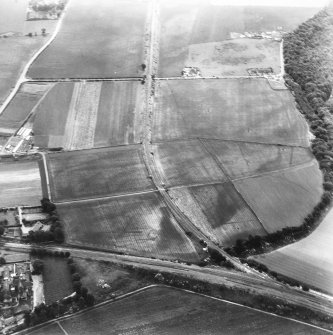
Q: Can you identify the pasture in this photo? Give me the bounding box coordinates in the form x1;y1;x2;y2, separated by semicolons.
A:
169;183;265;246
152;139;227;187
33;81;144;149
187;38;281;77
0;157;43;207
253;209;333;295
42;257;73;305
57;191;199;262
28;286;329;335
153;78;309;146
0;82;53;135
234;161;323;233
28;0;148;79
158;2;319;77
204;140;314;180
47;146;154;202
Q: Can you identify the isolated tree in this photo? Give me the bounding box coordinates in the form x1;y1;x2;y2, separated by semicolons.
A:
0;226;5;236
0;257;5;265
32;259;44;275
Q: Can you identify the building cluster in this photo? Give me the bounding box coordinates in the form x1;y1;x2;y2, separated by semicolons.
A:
27;0;66;21
230;28;285;41
0;262;33;334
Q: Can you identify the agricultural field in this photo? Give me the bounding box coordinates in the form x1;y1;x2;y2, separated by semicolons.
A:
0;0;56;106
204;140;314;180
0;157;44;207
27;286;329;335
159;2;319;77
252;209;333;295
169;182;265;246
153;78;310;146
0;82;53;135
152;139;227;187
187;38;281;77
47;146;154;202
234;161;323;233
43;256;73;305
57;191;199;262
33;81;144;149
27;0;148;79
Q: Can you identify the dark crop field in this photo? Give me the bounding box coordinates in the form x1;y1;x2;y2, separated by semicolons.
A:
153;79;309;146
28;0;148;78
27;286;329;335
169;182;265;246
57;191;199;261
47;146;154;202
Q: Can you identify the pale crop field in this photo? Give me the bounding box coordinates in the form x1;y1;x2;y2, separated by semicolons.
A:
0;158;43;207
28;0;148;78
253;208;333;295
153;79;310;146
28;286;329;335
58;192;199;262
169;182;266;246
47;146;155;202
234;161;323;233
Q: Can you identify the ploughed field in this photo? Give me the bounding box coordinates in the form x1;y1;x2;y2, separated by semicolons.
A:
57;192;199;262
27;0;148;79
27;286;329;335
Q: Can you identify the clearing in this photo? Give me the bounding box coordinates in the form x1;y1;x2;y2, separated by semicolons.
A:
252;208;333;295
234;161;323;233
28;286;329;335
0;157;44;207
187;38;281;77
57;191;199;262
169;182;265;247
47;146;154;202
153;78;310;146
27;0;148;78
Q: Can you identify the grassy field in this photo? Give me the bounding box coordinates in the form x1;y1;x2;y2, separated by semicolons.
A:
153;79;309;146
0;82;53;135
33;81;144;149
57;191;199;261
204;140;314;180
0;0;56;106
42;257;73;305
47;146;154;202
234;161;323;233
187;38;281;76
159;2;319;77
0;157;43;207
253;209;333;295
169;182;265;246
28;0;148;79
152;139;227;187
75;259;150;303
28;286;329;335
